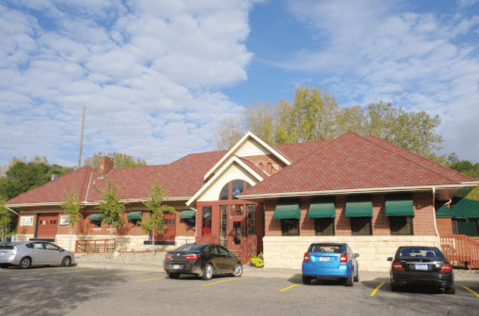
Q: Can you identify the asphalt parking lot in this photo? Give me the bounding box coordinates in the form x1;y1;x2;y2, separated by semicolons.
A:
1;266;479;316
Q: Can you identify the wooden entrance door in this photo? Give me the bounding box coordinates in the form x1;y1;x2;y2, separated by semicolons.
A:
154;213;176;241
36;214;58;238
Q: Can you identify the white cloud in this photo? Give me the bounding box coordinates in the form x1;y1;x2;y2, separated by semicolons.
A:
282;0;479;162
0;0;255;167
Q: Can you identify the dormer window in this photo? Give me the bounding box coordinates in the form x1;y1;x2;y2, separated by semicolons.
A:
219;180;251;200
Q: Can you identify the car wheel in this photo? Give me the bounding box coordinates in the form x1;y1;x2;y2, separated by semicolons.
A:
232;263;243;277
345;275;353;287
445;286;456;295
168;273;180;279
302;275;312;285
0;264;8;269
354;269;359;282
62;256;72;267
202;263;213;280
20;257;32;269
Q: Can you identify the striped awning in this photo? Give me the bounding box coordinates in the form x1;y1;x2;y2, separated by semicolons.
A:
345;201;373;217
385;200;415;217
88;213;101;220
180;209;196;219
273;200;301;219
127;211;142;220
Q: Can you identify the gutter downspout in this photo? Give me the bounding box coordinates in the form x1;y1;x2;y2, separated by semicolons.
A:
190;207;198;243
432;187;441;248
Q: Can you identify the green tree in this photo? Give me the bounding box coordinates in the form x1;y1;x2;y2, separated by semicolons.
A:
1;157;73;200
0;197;12;242
84;152;147;169
214;87;445;164
61;190;84;251
94;177;125;254
140;176;176;254
447;152;460;165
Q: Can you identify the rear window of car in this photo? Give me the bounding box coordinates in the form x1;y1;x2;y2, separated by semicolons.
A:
175;244;206;252
397;247;444;258
0;245;14;250
310;244;343;253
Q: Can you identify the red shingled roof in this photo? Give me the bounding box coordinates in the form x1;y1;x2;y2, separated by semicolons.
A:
8;131;472;206
241;131;471;196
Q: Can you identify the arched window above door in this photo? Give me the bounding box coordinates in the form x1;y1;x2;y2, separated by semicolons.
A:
219;180;252;200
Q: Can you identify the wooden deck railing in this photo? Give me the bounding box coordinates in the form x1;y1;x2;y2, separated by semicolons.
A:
236;234;257;265
440;235;479;270
75;239;116;254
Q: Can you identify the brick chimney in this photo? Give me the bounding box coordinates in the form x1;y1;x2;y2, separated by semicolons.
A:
98;153;114;177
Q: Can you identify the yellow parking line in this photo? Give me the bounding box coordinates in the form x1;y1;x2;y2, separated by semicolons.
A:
280;283;301;292
370;282;386;296
86;272;156;278
137;277;166;283
202;277;251;287
463;286;479;299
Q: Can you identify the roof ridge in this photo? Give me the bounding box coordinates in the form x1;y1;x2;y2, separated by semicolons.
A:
362;135;472;183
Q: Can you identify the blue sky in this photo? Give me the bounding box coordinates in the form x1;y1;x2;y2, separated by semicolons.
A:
1;0;479;169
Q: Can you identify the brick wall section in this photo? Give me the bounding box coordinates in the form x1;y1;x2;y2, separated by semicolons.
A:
242;154;286;176
265;199;281;236
436;218;453;236
300;199;315;236
372;194;390;236
413;191;436;236
335;195;351;236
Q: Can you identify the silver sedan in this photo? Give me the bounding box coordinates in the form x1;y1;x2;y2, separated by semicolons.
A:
0;241;75;269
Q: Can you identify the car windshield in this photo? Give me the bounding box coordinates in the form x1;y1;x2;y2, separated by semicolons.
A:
175;244;206;252
311;244;343;253
397;247;444;258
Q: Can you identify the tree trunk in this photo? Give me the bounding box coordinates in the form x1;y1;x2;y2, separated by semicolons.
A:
152;221;156;255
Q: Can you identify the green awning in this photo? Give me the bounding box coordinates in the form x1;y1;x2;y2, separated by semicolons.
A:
180;209;196;219
88;213;101;220
308;202;336;218
385;200;415;217
273;201;301;219
345;201;373;217
452;199;479;218
436;204;456;218
127;211;142;220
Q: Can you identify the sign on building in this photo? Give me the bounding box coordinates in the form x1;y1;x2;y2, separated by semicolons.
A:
60;215;70;226
20;216;34;226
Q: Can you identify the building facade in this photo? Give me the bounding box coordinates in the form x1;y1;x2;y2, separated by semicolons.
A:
8;131;479;271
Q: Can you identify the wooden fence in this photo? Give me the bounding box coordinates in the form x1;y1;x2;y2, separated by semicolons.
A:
75;239;116;254
440;234;479;270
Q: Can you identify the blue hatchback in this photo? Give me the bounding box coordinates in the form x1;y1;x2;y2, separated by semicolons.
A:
302;243;359;286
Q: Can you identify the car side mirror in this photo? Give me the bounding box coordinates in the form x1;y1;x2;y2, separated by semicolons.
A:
387;257;393;261
354;253;359;258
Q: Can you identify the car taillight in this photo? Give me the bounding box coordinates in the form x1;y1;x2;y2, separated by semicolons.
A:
303;252;310;262
439;263;452;273
392;261;404;271
340;253;347;263
185;254;201;260
165;254;172;260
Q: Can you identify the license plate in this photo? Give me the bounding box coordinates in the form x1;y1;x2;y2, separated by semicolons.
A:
320;257;329;262
173;265;181;269
415;264;428;270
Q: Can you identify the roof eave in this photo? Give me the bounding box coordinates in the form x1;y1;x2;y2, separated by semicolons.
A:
238;183;479;200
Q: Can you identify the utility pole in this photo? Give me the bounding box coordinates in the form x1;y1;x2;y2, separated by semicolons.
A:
78;106;85;169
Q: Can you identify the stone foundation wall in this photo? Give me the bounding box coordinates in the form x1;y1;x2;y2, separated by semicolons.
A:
263;236;441;272
175;236;196;248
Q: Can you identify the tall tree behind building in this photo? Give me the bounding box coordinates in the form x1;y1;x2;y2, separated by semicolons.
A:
214;87;445;164
84;152;147;170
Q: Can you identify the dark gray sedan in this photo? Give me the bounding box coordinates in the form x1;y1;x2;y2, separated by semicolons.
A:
164;243;243;280
0;241;75;269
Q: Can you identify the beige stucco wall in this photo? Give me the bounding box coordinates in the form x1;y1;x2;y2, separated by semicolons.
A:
263;236;441;272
